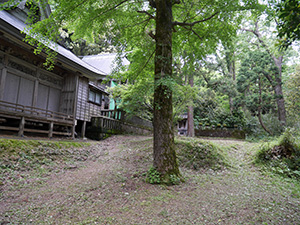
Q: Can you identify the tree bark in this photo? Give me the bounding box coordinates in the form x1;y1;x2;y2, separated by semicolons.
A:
257;110;272;135
187;73;194;137
274;83;286;126
153;0;180;182
258;76;273;135
229;58;236;113
272;56;286;126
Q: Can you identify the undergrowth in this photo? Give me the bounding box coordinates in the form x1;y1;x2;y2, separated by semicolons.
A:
255;129;300;180
175;137;230;171
145;167;161;184
143;137;229;185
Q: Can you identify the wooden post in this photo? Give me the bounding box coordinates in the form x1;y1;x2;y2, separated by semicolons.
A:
48;121;53;138
81;120;86;139
71;120;76;139
71;74;79;140
0;68;7;100
32;79;39;109
101;118;105;128
18;117;25;136
120;110;125;121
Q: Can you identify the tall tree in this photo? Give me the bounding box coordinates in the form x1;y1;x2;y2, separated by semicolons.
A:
2;0;260;183
152;0;180;181
186;72;194;137
237;50;277;134
242;20;287;126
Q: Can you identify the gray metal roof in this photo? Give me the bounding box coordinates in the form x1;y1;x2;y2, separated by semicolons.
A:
0;10;106;80
82;53;130;75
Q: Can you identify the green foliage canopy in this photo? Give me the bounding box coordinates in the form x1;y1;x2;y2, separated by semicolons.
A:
237;50;278;115
285;65;300;120
276;0;300;48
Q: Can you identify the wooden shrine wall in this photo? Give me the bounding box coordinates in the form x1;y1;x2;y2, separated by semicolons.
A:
0;50;63;113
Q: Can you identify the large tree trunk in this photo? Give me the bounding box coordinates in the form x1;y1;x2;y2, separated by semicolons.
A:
153;0;180;183
274;81;286;126
271;56;286;126
258;76;273;135
264;57;286;126
229;59;236;113
187;74;194;137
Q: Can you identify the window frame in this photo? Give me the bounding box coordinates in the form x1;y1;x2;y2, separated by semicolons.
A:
88;88;102;106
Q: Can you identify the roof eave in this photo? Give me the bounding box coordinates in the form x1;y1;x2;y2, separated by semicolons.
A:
0;11;106;80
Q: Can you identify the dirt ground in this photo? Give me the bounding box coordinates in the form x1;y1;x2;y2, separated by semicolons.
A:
0;135;300;224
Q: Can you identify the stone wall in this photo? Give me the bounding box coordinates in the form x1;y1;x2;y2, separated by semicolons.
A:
195;129;246;139
121;122;152;136
122;115;153;130
86;115;153;140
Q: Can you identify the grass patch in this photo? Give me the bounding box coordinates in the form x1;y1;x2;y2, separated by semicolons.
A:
255;129;300;180
1;135;300;224
175;137;230;171
0;139;91;170
0;139;91;186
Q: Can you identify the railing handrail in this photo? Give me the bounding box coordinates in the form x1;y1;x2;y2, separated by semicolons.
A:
99;109;124;121
0;100;73;122
100;109;123;112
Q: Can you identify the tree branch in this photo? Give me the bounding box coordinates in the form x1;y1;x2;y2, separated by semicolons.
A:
137;10;155;20
173;12;219;27
122;18;152;29
241;21;283;78
147;30;156;40
90;0;130;21
133;49;155;80
180;25;202;40
190;28;202;40
241;22;275;63
172;0;181;5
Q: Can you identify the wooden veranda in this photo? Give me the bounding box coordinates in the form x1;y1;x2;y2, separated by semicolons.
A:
0;101;153;139
0;100;74;137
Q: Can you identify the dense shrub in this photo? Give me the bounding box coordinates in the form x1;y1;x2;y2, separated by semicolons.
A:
255;129;300;179
195;108;246;129
244;112;284;139
175;138;229;171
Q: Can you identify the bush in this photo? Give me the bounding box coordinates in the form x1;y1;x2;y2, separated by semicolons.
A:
175;138;229;171
195;108;246;129
255;129;300;179
244;112;284;139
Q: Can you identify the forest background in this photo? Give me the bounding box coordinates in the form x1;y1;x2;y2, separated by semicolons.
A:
52;0;300;140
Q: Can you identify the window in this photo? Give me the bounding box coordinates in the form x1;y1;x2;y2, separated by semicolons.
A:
89;89;102;105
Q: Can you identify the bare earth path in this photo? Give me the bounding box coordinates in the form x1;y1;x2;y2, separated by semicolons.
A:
0;135;300;224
